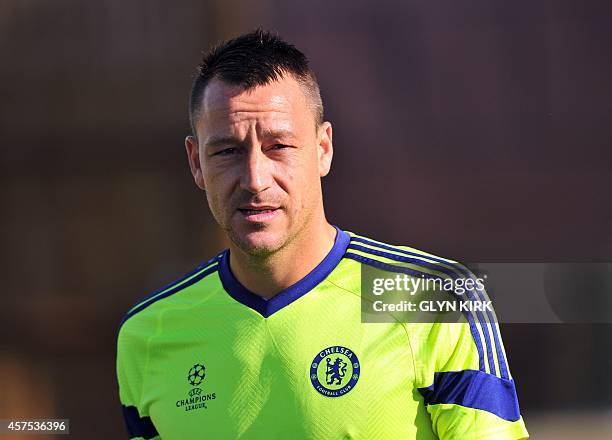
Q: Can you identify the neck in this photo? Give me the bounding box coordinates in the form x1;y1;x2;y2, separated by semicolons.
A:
228;220;337;300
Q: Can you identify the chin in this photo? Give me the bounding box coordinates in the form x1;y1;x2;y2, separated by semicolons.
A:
230;227;287;257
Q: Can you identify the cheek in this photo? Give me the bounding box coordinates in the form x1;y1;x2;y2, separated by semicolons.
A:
203;170;234;213
204;184;222;216
205;165;234;194
283;159;320;208
284;149;319;185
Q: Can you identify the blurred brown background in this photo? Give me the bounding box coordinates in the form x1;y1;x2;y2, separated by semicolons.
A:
1;0;611;438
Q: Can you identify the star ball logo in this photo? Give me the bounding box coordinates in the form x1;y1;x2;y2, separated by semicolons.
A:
188;363;206;386
310;346;360;397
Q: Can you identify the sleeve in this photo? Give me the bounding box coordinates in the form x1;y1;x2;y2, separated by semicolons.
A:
116;319;161;440
411;282;529;439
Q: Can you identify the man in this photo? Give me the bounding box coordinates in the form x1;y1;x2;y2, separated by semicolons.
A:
116;29;529;439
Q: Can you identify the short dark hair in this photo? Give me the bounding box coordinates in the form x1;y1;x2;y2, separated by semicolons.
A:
189;28;323;136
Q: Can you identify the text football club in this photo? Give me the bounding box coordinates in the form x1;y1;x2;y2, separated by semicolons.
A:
310;346;360;397
175;363;217;412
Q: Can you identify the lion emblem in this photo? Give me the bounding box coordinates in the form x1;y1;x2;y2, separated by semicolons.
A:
325;357;347;385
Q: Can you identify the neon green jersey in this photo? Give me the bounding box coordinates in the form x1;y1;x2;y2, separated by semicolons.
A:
116;227;528;439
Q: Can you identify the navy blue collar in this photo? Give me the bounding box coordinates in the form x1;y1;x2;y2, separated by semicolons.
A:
219;226;350;318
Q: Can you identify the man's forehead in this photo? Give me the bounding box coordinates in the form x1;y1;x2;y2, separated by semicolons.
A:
201;76;308;118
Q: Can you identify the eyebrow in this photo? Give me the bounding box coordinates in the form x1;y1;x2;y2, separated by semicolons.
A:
204;129;297;149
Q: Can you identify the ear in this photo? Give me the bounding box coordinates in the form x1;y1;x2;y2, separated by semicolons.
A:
317;121;333;177
185;135;206;190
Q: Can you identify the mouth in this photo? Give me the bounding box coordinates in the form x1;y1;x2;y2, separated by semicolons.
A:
237;206;281;222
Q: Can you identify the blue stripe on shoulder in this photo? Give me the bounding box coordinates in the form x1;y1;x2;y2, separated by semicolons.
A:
119;262;219;329
343;252;486;373
349;243;459;277
417;369;521;422
350;236;458;267
122;405;159;439
127;256;220;313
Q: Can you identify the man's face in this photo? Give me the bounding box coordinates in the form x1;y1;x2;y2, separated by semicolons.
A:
186;75;333;256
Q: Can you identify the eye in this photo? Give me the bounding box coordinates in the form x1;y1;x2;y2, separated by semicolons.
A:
272;144;290;150
213;147;237;156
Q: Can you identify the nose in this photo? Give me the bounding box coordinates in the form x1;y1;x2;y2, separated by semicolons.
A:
239;147;272;194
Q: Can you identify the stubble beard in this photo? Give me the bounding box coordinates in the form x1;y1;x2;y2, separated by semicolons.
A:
225;223;288;259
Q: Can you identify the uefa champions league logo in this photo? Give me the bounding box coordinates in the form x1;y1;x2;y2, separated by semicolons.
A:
310;346;360;397
176;362;217;412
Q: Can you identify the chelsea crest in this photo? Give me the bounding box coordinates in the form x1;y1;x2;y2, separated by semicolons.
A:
310;345;360;397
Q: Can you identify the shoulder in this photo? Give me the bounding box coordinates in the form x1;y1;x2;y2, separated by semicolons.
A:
342;230;470;278
329;229;475;300
117;253;223;336
342;231;509;379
